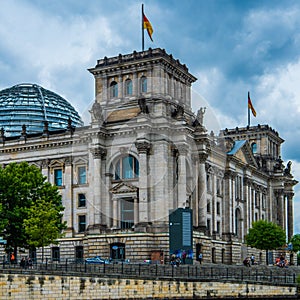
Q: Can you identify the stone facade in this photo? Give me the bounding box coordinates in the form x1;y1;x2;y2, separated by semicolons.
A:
0;48;297;264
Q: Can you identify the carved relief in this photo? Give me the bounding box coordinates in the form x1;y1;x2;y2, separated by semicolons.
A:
91;147;107;159
135;141;151;154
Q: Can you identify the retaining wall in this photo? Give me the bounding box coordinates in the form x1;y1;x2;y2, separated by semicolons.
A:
0;273;297;299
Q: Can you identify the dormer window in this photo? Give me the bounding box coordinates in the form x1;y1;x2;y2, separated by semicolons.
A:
110;81;118;98
125;79;132;96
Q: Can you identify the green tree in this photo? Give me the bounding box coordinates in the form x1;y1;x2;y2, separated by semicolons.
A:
0;162;65;258
289;234;300;253
24;198;66;262
245;220;286;264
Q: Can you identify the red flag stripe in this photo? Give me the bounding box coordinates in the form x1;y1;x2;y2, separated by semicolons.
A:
248;92;257;117
143;13;153;42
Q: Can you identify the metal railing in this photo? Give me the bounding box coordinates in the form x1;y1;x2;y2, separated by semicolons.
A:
1;260;298;286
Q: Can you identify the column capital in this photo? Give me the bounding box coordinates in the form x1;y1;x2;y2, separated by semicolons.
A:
91;146;107;159
64;156;72;166
135;140;151;154
243;176;252;186
177;143;189;156
285;192;295;199
224;170;237;179
198;152;208;163
41;159;49;168
274;189;285;197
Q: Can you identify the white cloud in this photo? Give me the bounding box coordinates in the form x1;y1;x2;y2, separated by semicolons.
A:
255;58;300;137
291;160;300;234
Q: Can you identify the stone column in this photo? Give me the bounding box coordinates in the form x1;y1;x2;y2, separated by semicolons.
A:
41;159;49;178
133;196;139;225
223;170;234;237
112;195;118;228
192;154;199;224
63;157;73;237
275;190;284;229
102;76;108;104
104;172;113;227
133;71;138;96
198;153;208;232
286;192;294;240
118;74;123;98
211;170;217;235
135;140;151;224
90;146;107;228
243;177;252;232
177;144;188;208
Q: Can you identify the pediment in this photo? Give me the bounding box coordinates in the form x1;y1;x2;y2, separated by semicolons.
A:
227;140;257;167
110;182;138;194
49;159;64;168
235;149;248;164
73;156;88;165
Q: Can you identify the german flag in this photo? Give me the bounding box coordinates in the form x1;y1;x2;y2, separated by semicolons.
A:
143;12;153;41
248;92;256;117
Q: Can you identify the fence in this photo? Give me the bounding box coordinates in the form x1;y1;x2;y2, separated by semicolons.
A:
0;259;298;286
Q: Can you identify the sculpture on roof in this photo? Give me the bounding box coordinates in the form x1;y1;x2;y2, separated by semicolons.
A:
197;107;206;126
90;100;103;123
284;161;292;177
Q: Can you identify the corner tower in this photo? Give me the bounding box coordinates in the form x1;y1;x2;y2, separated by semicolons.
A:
88;48;197;124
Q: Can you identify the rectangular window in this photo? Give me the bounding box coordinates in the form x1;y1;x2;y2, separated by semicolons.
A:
217;179;221;195
207;219;211;234
75;246;84;263
121;199;134;229
52;247;60;262
54;169;63;186
78;215;86;233
217;202;220;215
207;201;211;213
207;175;211;192
217;221;220;233
78;193;86;207
78;166;86;184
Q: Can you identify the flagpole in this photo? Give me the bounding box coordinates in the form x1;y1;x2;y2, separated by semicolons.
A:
247;91;251;127
142;4;145;51
248;107;250;127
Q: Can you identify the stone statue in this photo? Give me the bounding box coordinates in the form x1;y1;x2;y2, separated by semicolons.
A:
284;161;292;176
138;98;149;114
90;101;103;122
196;107;206;126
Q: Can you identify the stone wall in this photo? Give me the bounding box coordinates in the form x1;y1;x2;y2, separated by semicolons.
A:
0;273;297;299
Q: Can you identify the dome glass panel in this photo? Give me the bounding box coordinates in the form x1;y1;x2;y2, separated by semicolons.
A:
0;83;83;136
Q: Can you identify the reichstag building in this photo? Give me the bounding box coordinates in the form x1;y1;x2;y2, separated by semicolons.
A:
0;48;297;264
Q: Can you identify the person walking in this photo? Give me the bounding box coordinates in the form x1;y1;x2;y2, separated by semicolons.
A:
182;251;187;264
198;252;203;264
10;253;15;264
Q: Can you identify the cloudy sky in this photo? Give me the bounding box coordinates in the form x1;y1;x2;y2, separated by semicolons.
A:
1;0;299;233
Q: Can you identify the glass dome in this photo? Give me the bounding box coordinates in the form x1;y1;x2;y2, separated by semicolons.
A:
0;83;83;136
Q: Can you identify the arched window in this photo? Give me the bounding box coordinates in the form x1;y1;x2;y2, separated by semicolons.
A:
140;76;147;93
125;79;132;95
235;208;242;238
114;155;139;180
251;142;257;154
110;81;118;98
